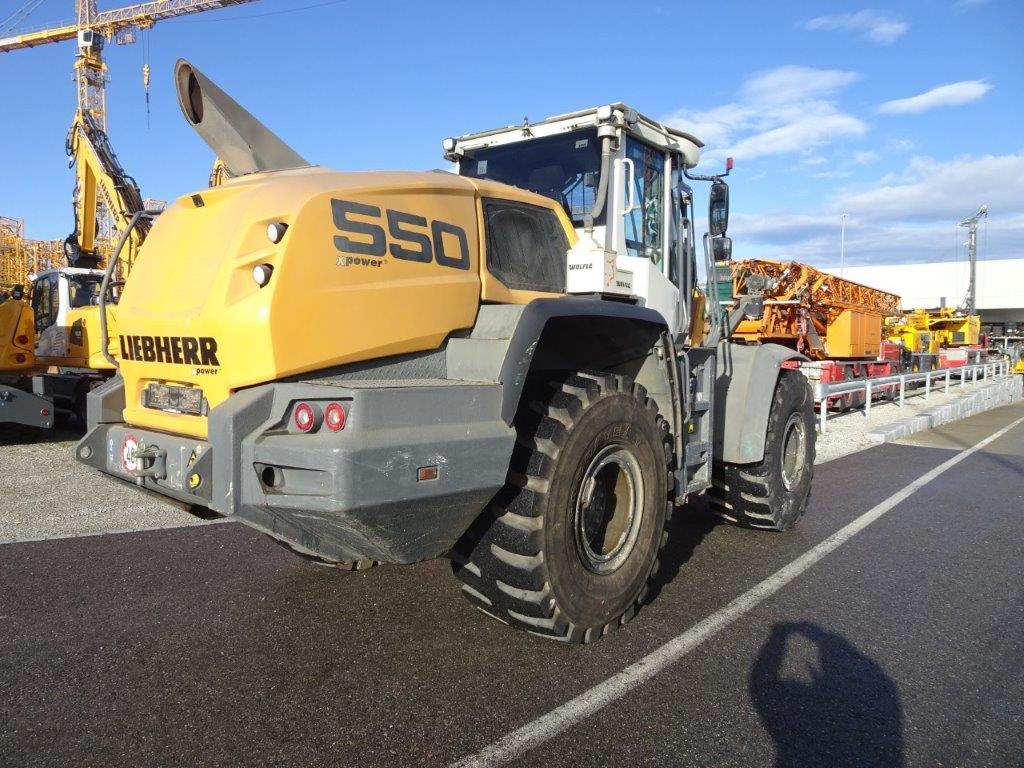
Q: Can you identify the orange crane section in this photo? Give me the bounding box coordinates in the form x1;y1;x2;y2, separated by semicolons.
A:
730;259;902;360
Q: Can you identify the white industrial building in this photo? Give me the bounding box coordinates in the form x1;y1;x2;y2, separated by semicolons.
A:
825;258;1024;331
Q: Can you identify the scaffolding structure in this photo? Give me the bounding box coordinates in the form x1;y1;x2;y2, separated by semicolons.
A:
1;216;62;288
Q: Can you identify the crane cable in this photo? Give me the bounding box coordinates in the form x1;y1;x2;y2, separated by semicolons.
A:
141;27;152;129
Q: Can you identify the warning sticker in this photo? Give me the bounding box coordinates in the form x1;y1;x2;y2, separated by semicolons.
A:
120;435;141;474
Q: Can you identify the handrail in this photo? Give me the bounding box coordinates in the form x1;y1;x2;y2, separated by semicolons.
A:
814;359;1012;433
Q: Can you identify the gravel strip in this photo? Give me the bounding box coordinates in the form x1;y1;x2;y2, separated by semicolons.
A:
0;425;220;543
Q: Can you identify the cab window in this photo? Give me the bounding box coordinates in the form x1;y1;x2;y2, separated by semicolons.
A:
623;138;665;267
460;130;603;228
483;199;569;293
32;275;59;332
69;274;102;308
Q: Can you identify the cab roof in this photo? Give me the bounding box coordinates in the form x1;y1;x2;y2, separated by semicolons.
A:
446;103;704;169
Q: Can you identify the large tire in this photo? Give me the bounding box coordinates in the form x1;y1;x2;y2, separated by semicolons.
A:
709;371;815;531
452;372;673;643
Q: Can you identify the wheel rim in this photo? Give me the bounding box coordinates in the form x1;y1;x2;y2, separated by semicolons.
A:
781;413;807;491
574;445;644;574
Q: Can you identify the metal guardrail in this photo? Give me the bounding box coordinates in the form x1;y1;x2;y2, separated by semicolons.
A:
814;360;1012;433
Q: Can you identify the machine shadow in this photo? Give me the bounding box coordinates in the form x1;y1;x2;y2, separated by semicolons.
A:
645;495;720;603
0;421;84;447
750;621;904;768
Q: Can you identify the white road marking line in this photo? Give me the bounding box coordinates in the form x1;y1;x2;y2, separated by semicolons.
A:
0;517;235;545
450;414;1024;768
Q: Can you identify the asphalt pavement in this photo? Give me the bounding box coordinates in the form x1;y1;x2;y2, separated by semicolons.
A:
2;402;1023;768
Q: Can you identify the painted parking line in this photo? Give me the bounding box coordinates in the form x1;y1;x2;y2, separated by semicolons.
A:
449;415;1024;768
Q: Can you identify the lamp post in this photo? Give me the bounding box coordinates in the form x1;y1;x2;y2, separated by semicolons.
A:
840;213;848;278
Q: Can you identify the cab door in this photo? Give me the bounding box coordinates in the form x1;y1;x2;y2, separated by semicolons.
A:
610;136;680;333
32;272;66;360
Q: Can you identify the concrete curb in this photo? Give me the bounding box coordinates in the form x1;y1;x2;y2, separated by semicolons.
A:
867;375;1024;444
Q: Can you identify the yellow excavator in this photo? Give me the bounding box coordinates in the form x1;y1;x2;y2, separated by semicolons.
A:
0;104;153;428
0;0;255;428
75;61;816;643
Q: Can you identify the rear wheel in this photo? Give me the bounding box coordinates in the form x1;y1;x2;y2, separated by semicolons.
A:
452;372;673;643
710;371;815;531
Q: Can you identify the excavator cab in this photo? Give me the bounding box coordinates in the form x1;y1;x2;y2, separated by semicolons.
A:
28;268;113;369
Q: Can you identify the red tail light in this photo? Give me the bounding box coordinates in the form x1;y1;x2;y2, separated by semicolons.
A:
324;402;346;431
16;335;29;345
293;402;317;433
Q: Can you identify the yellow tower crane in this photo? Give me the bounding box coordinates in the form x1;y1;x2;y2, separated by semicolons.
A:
0;0;257;272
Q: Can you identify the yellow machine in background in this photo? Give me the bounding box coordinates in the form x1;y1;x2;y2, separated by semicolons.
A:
885;308;981;354
0;2;257;427
885;309;934;356
0;290;36;372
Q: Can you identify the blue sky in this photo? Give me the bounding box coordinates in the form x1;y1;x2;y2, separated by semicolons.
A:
2;0;1021;267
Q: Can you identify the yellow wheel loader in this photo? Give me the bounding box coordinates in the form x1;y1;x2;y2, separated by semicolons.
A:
75;61;815;642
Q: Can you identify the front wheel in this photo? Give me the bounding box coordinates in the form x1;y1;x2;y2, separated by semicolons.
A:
710;371;815;531
452;372;673;643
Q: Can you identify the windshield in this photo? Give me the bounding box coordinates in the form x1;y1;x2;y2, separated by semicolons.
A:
68;274;105;308
459;129;603;227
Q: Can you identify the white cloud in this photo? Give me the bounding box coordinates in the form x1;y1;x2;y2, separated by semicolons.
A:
661;66;865;163
833;152;1024;221
741;66;859;104
853;150;879;165
885;138;915;152
813;170;853;180
725;112;865;160
730;151;1024;265
804;10;909;45
877;80;992;114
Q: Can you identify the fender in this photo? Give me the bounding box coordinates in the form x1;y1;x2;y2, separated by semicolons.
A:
498;297;668;424
714;341;808;465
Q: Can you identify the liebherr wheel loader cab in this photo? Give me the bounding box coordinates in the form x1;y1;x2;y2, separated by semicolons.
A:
76;62;814;643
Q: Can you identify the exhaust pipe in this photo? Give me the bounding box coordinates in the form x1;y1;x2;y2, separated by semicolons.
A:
175;59;309;178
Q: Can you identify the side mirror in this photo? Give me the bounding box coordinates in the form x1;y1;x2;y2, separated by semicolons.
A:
711;236;732;262
709;180;729;237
